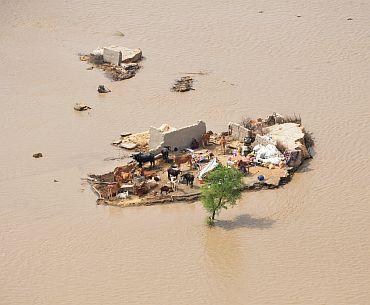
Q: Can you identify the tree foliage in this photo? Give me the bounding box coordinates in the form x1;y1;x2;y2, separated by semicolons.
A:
201;165;244;224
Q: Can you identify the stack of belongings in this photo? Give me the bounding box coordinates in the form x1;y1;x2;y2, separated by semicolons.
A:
253;144;284;166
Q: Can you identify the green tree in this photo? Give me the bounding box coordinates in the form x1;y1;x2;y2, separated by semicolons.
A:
201;165;244;225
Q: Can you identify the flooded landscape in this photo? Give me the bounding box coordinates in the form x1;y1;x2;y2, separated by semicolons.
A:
1;0;370;304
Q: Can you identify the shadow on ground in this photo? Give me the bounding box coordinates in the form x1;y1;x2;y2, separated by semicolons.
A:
296;158;314;173
216;214;275;230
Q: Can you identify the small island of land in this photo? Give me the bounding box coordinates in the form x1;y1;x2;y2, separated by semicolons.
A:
87;113;314;208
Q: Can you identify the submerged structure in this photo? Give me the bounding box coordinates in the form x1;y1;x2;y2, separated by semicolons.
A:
80;45;142;81
87;113;313;208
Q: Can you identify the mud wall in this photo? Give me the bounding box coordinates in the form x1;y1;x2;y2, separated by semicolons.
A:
103;47;122;65
228;122;250;141
149;121;206;151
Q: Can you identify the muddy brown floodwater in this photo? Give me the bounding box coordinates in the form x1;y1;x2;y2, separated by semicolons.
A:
1;0;370;304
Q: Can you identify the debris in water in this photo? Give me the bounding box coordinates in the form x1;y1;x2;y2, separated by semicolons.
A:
180;71;208;75
172;76;194;92
113;31;125;37
98;85;111;93
79;46;142;81
105;64;138;81
74;102;91;111
120;142;138;150
112;139;122;146
121;132;132;137
33;153;43;158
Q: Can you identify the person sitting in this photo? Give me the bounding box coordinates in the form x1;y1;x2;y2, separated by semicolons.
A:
237;160;249;174
190;138;199;150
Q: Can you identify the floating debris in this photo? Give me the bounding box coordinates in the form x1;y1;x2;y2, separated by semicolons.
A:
74;102;91;111
172;76;194;92
104;63;138;81
180;71;208;75
98;85;111;93
33;153;43;158
113;31;125;37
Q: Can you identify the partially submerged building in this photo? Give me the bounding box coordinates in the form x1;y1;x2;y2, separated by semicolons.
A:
80;45;142;81
102;46;142;66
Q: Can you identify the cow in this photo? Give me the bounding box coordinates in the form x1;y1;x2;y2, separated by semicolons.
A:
167;167;181;180
117;172;133;183
170;176;179;192
133;182;150;197
181;173;195;188
201;131;213;148
174;154;192;169
140;168;157;180
131;152;155;168
161;146;171;163
113;162;136;182
106;182;120;199
246;118;263;134
160;185;173;195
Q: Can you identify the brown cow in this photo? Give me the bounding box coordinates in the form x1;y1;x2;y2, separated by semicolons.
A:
106;183;120;199
139;168;157;180
201;131;213;148
119;172;133;183
174;154;192;169
133;182;150;197
113;162;136;182
248;118;263;134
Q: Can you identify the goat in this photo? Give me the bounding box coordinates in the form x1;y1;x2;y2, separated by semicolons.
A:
160;185;173;195
167;167;181;180
170;176;179;192
181;173;195;188
174;154;192;169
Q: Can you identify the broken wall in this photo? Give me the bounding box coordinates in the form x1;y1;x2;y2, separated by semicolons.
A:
103;47;122;65
228;122;251;141
149;121;206;151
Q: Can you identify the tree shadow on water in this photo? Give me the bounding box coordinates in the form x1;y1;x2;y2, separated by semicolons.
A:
215;214;275;231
